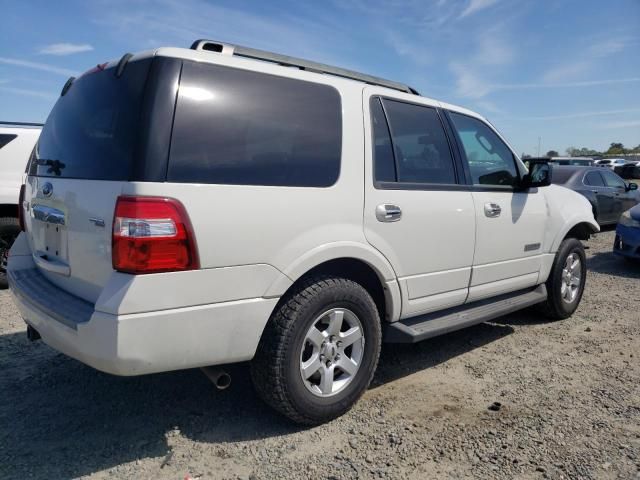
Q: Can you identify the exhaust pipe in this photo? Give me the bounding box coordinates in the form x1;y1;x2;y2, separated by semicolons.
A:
201;366;231;390
27;325;41;342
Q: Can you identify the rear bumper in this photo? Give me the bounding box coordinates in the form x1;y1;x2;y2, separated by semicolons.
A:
8;257;278;376
614;225;640;259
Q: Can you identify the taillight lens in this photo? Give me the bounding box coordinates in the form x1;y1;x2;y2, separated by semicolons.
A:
112;196;199;274
18;184;26;231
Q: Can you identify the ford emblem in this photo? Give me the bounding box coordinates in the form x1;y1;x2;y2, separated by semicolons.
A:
41;182;53;198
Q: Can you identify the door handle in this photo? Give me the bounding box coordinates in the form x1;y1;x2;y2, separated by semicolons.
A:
376;204;402;222
484;203;502;218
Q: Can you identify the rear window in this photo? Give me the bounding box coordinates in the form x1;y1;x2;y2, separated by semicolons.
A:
168;61;342;187
30;59;152;180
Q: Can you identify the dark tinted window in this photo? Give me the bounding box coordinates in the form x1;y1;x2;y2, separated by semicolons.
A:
550;167;577;184
0;134;17;149
31;59;152;179
602;170;626;188
584;171;605;187
449;112;518;187
168;61;342;187
381;99;456;184
370;98;396;182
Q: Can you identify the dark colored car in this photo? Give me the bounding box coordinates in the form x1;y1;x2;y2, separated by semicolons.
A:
614;204;640;261
551;166;639;225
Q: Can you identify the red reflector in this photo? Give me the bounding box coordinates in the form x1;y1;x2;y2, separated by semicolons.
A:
18;184;26;232
112;196;199;274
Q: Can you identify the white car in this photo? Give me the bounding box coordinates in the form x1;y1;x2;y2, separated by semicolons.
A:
0;122;41;288
595;158;628;170
8;40;598;424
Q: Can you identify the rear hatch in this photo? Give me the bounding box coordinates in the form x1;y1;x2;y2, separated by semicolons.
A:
25;56;156;303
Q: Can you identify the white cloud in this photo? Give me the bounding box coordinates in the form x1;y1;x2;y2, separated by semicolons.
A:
460;0;499;18
602;119;640;129
477;33;514;65
0;57;76;77
588;38;628;57
39;43;94;56
542;61;590;83
517;109;640;121
449;62;492;98
0;86;57;100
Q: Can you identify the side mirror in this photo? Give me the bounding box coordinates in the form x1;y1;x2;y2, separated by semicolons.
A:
627;182;638;191
521;160;552;189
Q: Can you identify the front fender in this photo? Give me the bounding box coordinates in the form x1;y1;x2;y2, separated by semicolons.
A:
543;185;600;252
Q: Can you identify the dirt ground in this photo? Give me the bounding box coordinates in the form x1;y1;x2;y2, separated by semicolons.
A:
1;230;639;480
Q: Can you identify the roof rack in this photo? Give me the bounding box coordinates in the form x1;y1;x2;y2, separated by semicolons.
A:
190;39;420;95
0;121;43;127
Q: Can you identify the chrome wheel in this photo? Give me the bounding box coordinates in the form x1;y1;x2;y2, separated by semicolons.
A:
299;308;365;397
560;252;582;303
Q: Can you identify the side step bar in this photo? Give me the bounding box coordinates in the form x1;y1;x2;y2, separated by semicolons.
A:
384;285;547;343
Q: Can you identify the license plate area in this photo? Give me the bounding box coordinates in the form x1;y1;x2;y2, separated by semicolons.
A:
30;204;69;264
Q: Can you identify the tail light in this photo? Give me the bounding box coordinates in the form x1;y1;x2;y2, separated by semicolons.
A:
112;196;199;274
18;184;26;231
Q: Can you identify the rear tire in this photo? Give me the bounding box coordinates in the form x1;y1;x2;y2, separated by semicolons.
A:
251;275;381;425
0;217;20;289
538;238;587;320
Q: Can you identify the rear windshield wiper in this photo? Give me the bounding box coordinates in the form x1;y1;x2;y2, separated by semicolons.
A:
34;158;66;176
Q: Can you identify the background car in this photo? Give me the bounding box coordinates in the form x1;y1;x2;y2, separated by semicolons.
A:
551;165;639;226
549;156;593;166
614;204;640;262
595;158;628;170
0;122;41;288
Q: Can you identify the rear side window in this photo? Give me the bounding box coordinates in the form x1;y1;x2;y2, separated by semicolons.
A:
30;59;152;180
584;171;605;187
373;98;456;185
370;98;396;182
449;112;518;188
0;134;17;149
168;61;342;187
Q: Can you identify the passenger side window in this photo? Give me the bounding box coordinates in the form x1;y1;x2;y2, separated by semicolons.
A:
449;112;519;188
378;99;456;185
370;98;396;182
584;171;605;187
602;170;626;189
0;134;17;149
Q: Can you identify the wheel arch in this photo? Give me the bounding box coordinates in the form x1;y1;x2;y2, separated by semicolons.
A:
552;219;599;251
264;242;402;323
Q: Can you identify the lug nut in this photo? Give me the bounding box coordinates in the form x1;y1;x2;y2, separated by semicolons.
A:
320;354;325;361
337;341;343;347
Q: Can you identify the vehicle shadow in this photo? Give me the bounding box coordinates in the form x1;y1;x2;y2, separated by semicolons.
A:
0;320;514;479
588;250;640;279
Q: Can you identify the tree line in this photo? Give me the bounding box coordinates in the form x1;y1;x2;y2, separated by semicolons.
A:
522;142;640;159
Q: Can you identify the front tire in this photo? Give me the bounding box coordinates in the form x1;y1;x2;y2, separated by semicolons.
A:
539;238;587;320
251;275;381;425
0;217;20;289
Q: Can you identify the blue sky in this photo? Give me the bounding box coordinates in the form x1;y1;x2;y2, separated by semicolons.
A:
1;0;638;155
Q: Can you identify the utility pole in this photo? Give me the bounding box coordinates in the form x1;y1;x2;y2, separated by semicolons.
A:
537;136;541;157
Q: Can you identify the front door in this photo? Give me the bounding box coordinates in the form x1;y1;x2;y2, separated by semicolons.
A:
363;90;475;319
446;111;547;302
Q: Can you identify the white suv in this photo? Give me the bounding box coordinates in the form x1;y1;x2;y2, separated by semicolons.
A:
0;122;41;288
8;40;598;424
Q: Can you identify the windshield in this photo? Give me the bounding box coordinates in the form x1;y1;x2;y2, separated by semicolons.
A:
30;58;152;180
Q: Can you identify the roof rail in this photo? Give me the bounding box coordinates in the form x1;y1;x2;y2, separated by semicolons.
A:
0;121;43;127
190;39;420;95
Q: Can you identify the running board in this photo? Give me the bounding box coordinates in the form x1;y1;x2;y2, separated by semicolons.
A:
384;285;547;343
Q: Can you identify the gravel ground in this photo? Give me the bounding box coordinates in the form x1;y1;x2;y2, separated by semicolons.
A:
1;230;639;480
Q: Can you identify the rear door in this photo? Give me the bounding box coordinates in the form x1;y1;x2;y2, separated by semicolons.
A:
601;170;637;220
446;111;547;302
363;90;475;318
583;170;613;223
24;57;164;303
